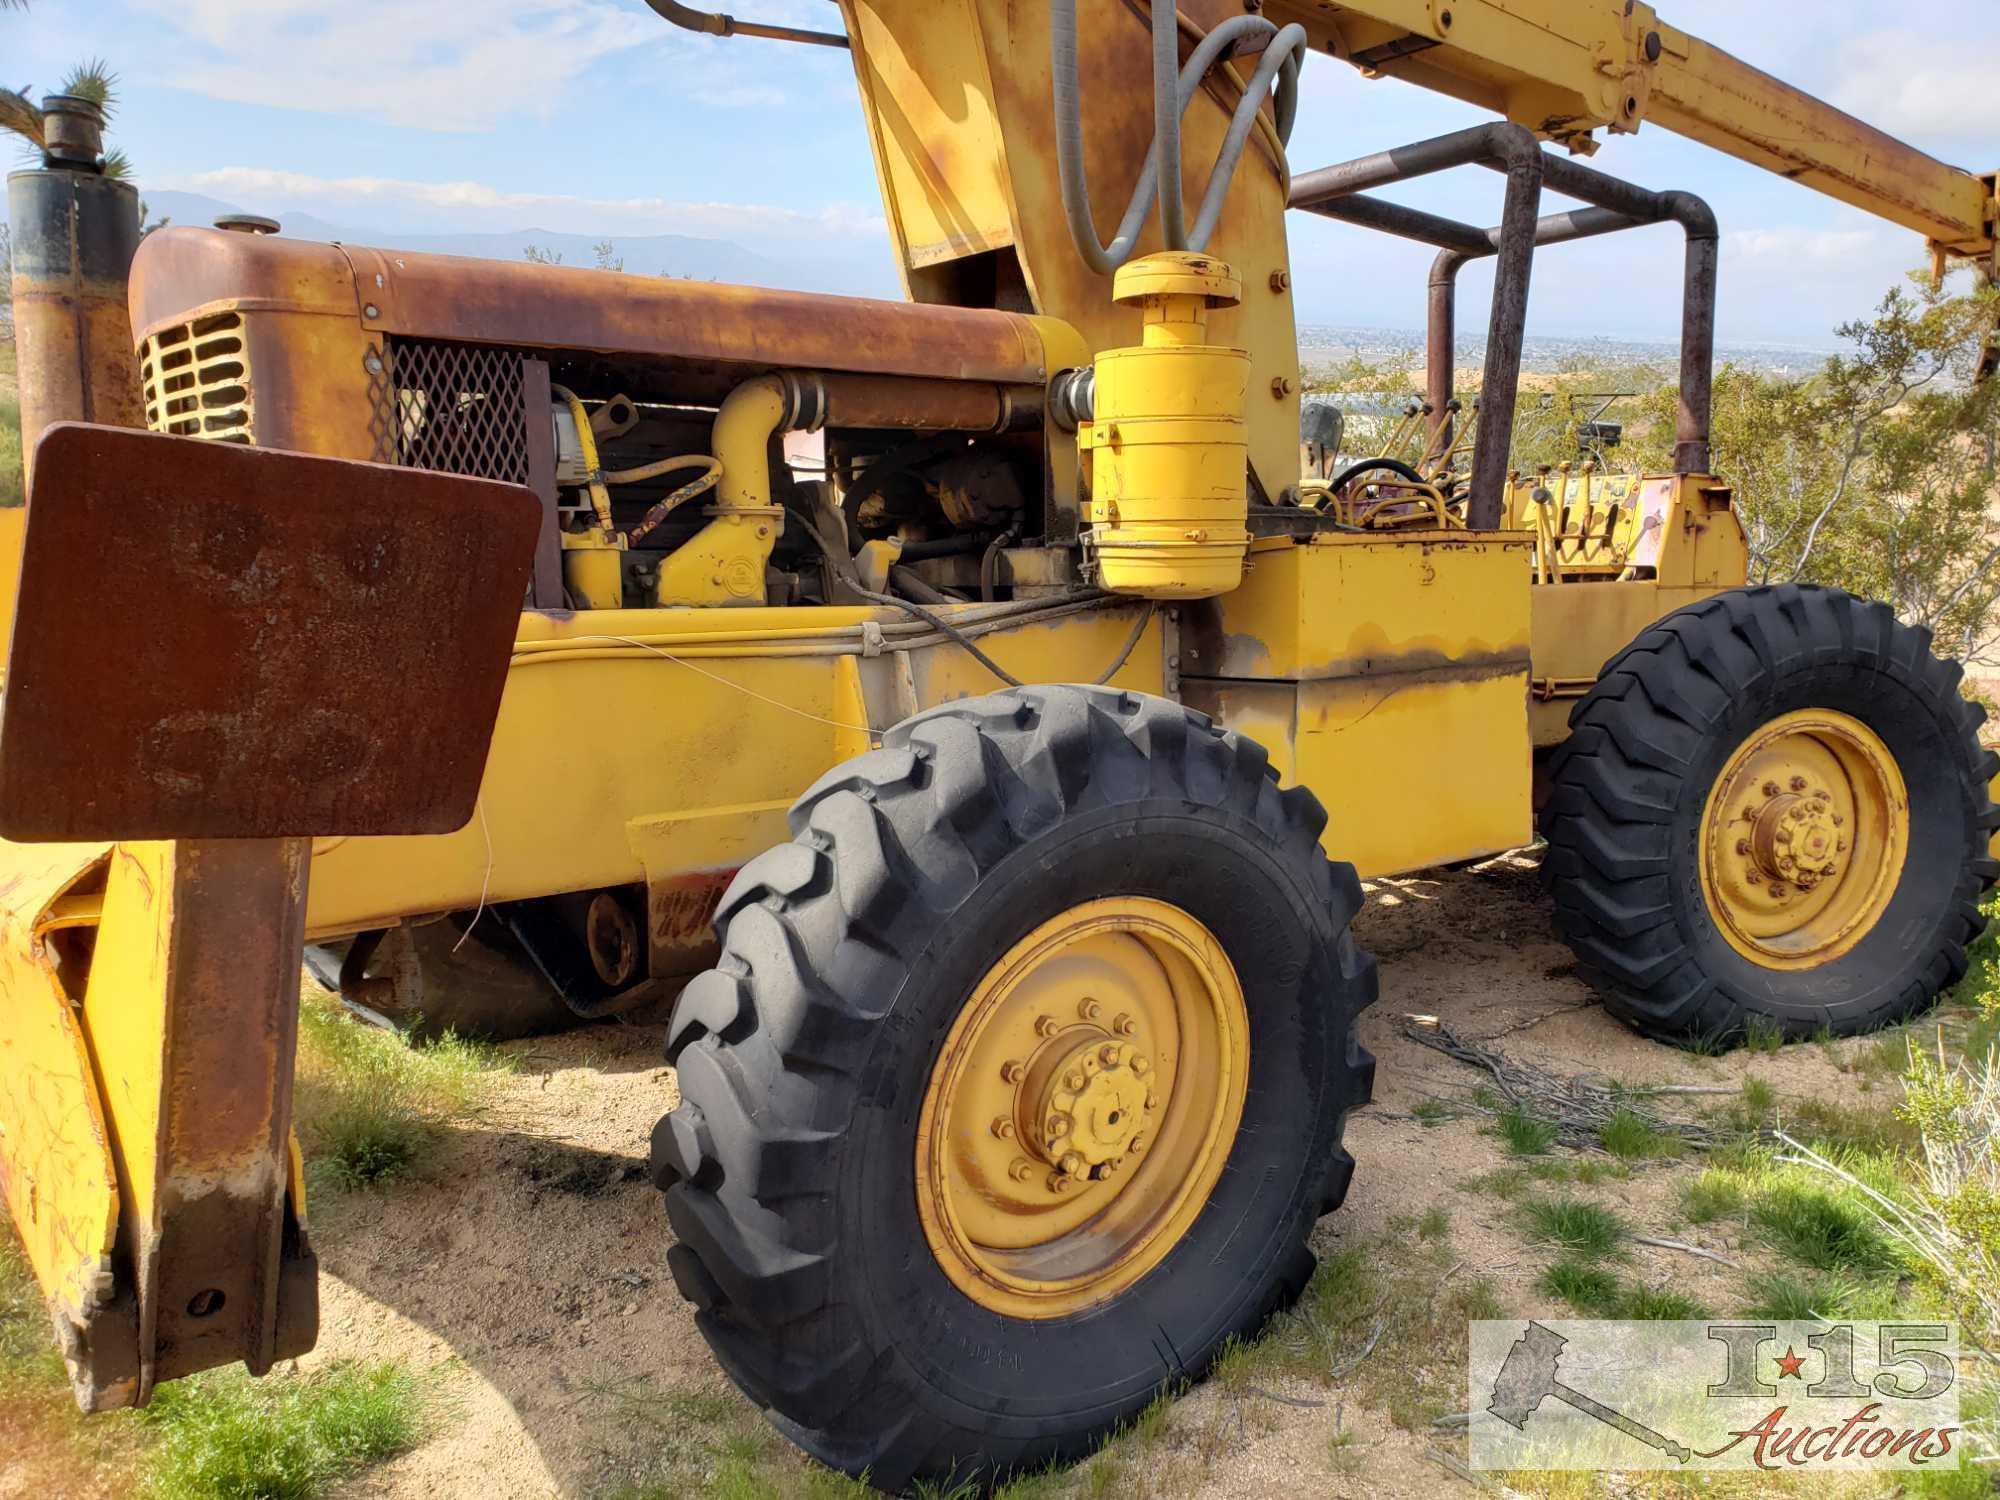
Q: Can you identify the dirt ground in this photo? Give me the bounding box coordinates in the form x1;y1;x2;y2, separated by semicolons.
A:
250;846;1907;1500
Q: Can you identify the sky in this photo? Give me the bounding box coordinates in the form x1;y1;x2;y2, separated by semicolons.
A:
8;0;2000;345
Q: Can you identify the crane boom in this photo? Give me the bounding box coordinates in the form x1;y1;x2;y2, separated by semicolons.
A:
1261;0;1995;258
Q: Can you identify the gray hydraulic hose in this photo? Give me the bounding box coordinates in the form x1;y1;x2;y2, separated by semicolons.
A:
1051;4;1301;273
1186;23;1307;252
1152;0;1187;253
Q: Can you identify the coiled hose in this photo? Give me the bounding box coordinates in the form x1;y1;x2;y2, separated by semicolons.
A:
1050;3;1308;273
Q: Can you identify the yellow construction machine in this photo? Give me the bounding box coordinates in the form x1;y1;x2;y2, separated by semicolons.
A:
2;0;1996;1487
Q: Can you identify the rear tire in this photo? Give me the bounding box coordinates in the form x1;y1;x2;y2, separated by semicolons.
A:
1541;584;1999;1043
652;685;1376;1489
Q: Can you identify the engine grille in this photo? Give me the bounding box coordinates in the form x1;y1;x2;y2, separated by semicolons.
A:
138;313;253;441
382;339;531;484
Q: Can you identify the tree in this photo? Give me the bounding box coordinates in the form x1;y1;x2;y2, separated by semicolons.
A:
2;12;130;181
1691;276;2000;659
523;241;625;272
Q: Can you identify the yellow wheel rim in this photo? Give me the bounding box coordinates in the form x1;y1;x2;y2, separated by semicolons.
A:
1699;709;1909;970
914;897;1249;1320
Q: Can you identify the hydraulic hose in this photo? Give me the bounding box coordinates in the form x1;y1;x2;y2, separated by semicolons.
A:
1186;23;1308;252
1152;0;1186;254
1051;3;1307;273
551;383;615;534
621;456;723;544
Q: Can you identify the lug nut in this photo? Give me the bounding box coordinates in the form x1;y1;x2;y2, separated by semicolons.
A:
1131;1056;1151;1076
1060;1151;1086;1178
1831;813;1845;826
1100;1043;1123;1067
1009;1158;1033;1182
1049;1173;1073;1194
1078;998;1101;1021
1814;788;1832;802
991;1117;1015;1140
1762;781;1780;798
1736;839;1752;856
1113;1013;1137;1036
1000;1061;1025;1084
1790;776;1808;792
1064;1071;1085;1092
1144;1092;1158;1110
1049;1116;1069;1137
1130;1133;1148;1153
1035;1015;1061;1038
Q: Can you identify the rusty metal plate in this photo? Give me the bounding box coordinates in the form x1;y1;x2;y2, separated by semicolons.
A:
0;423;541;840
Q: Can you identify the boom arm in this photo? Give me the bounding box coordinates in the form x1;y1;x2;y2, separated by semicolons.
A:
1259;0;1995;261
660;0;1996;261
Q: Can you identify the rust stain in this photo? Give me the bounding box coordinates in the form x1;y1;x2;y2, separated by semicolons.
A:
128;226;1051;389
0;424;541;840
648;869;737;978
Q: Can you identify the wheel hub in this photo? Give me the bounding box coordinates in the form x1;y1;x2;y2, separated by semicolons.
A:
913;897;1249;1319
1742;787;1844;898
1020;1032;1154;1182
1699;709;1907;969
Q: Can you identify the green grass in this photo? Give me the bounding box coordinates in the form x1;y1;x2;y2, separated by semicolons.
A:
1679;1027;1733;1057
138;1362;423;1500
1541;1255;1711;1319
1749;1181;1899;1276
0;340;19;509
1410;1099;1454;1128
1786;1096;1918;1156
1735;1269;1898;1322
1742;1014;1786;1053
294;982;509;1192
0;1215;55;1391
1217;1234;1499;1436
1523;1197;1627;1259
1494;1103;1559;1156
1619;1284;1711;1320
1540;1259;1622;1314
1679;1168;1749;1225
1597;1107;1681;1161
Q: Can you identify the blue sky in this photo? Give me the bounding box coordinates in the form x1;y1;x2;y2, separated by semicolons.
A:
11;0;1999;343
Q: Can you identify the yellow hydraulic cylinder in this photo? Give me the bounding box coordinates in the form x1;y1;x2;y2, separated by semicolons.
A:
1086;253;1251;600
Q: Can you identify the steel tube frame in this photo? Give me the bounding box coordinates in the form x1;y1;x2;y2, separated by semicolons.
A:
1290;125;1720;523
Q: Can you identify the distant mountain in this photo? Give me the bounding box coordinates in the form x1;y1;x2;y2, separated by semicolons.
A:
140;190;896;297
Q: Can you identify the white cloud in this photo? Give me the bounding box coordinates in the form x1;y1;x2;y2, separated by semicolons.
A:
163;164;886;240
1723;227;1901;267
128;0;667;131
1826;30;2000;143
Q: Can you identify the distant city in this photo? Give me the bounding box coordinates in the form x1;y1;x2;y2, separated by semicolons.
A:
1297;325;1839;377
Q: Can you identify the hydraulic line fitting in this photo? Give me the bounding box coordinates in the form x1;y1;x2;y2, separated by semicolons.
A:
1084;251;1250;599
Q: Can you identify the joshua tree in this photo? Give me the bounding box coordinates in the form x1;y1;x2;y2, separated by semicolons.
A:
2;3;128;177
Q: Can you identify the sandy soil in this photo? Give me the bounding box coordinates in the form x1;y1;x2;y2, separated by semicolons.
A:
223;845;1907;1500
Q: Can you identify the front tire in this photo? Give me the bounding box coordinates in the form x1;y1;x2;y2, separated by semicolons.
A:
652;685;1376;1489
1541;584;1999;1043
